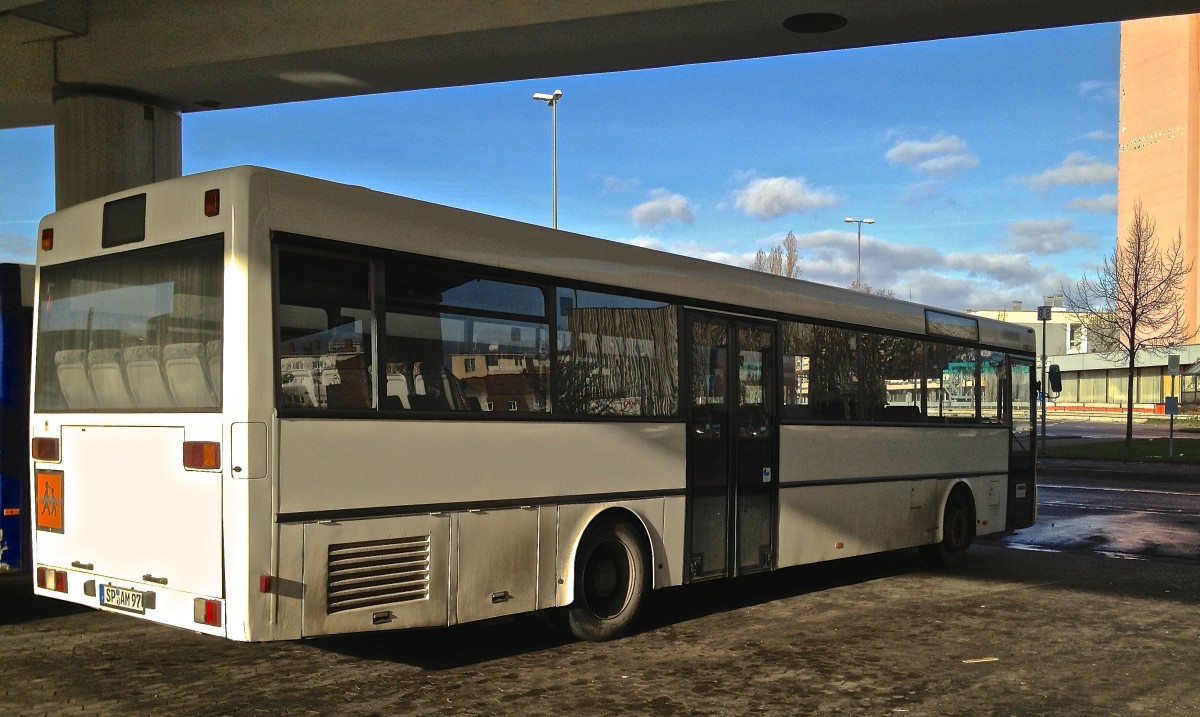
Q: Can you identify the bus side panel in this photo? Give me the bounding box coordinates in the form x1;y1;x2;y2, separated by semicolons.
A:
301;514;450;637
276;421;686;515
775;425;1009;567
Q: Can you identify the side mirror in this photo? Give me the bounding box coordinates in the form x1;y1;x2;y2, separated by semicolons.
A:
1048;364;1062;394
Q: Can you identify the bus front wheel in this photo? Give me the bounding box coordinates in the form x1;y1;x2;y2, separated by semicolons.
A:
564;518;649;642
919;488;975;568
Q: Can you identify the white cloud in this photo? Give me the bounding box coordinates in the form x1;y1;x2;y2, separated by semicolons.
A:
1077;80;1118;101
886;134;968;164
1082;129;1116;141
612;227;1077;314
629;189;695;229
915;153;980;177
730;176;838;220
1026;152;1117;189
885;132;978;179
601;175;640;194
945;252;1047;285
1005;219;1099;255
1067;194;1117;214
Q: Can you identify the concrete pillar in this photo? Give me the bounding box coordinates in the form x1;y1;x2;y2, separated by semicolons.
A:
53;90;182;209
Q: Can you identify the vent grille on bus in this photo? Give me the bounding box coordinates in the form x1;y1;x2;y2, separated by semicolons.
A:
326;535;431;614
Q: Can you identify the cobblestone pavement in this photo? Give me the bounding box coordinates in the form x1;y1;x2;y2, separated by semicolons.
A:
2;545;1198;716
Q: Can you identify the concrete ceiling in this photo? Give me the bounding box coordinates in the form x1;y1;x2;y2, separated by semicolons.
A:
4;0;1200;130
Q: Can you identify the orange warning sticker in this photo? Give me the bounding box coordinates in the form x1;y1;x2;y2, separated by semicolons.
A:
35;470;63;533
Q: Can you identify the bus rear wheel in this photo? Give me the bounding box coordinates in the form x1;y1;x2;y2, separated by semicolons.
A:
919;488;975;568
564;518;649;642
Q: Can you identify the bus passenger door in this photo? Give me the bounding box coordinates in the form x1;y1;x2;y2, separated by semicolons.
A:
686;314;778;581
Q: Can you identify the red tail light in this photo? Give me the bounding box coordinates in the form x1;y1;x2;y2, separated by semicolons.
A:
41;228;53;251
194;598;222;627
183;441;220;470
37;566;67;593
32;437;61;462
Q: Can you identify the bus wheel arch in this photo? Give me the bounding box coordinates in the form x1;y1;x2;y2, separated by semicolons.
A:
919;482;976;568
560;508;651;642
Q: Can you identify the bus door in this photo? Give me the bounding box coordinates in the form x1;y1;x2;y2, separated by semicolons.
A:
1007;357;1036;529
685;313;777;581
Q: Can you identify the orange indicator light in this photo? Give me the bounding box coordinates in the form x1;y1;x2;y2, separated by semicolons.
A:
204;189;220;217
31;436;60;462
40;228;53;251
183;441;221;470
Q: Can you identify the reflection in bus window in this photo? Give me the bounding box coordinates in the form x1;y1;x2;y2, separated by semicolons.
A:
981;350;1006;423
275;249;373;410
385;263;549;413
556;288;678;417
926;343;979;422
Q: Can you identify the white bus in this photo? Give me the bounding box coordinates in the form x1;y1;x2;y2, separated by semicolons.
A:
30;167;1037;642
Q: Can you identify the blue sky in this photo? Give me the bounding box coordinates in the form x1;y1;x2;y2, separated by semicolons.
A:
0;22;1120;312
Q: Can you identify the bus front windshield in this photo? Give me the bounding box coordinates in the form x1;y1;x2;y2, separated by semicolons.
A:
34;236;224;412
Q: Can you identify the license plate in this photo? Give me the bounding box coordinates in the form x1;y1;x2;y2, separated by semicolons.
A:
100;584;146;614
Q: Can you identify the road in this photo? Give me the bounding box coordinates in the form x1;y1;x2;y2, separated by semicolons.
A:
985;468;1200;562
1044;418;1194;441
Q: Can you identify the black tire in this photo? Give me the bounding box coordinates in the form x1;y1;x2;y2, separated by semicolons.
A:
919;488;975;568
564;518;649;642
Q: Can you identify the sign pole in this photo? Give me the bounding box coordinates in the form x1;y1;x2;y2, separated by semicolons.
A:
1168;354;1180;459
1037;306;1051;457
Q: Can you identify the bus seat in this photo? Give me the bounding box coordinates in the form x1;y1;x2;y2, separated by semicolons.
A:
87;348;135;409
55;349;98;409
385;365;412;409
323;353;370;409
206;339;222;398
123;346;176;408
411;365;454;411
165;343;217;408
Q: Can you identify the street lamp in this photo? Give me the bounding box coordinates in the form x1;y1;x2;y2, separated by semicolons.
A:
843;217;875;286
532;89;563;229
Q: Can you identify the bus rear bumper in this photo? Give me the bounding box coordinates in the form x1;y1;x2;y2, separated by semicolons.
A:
32;564;228;639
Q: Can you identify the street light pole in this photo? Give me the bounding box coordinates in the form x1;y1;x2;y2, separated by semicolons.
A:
532;89;563;229
844;217;875;286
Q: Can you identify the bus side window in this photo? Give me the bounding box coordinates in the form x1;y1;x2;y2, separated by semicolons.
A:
275;249;374;411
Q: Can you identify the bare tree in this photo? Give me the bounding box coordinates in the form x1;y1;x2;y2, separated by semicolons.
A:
1062;200;1194;445
751;230;801;278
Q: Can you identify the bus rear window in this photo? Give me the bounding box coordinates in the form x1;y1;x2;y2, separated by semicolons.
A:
34;236;224;412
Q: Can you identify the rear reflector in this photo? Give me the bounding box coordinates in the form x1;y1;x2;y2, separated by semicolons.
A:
259;574;272;593
194;598;222;627
31;437;61;462
37;566;67;593
204;189;220;217
183;441;220;470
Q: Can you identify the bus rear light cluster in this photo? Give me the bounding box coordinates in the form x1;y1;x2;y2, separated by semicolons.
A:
183;441;221;470
204;189;220;217
37;567;67;593
31;437;61;462
194;598;222;627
